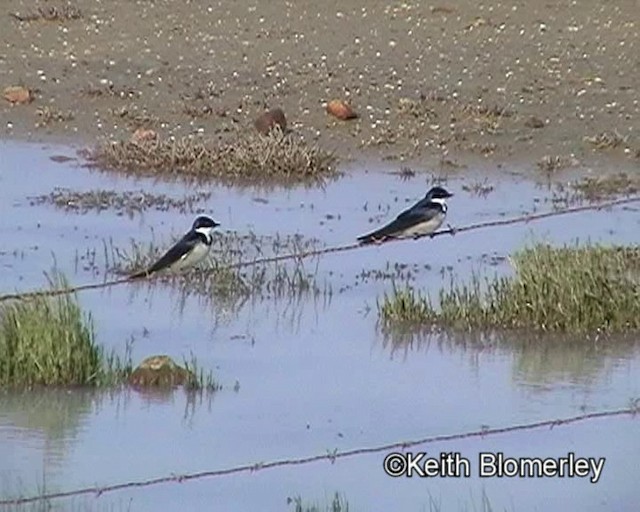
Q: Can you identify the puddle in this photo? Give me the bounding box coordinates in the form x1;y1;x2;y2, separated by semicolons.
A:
0;140;639;510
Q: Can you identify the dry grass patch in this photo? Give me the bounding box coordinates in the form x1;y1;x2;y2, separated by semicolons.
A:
30;188;211;216
84;131;338;185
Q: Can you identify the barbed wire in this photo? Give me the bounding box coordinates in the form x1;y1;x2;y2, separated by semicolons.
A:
0;196;638;304
1;405;637;506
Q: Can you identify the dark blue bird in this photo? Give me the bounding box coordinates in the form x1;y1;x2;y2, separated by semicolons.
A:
358;186;453;244
130;216;220;279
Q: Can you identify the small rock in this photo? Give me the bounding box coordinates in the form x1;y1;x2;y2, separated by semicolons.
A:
254;107;287;134
131;127;158;143
525;116;545;129
326;99;358;120
3;85;34;104
128;355;193;388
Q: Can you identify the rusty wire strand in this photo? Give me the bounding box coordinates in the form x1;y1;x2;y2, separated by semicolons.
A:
0;196;638;304
1;406;637;506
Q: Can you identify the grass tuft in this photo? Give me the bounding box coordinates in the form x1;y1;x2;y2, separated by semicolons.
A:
84;131;338;185
536;154;577;173
570;172;639;201
183;354;220;392
287;492;349;512
379;244;640;333
0;274;131;387
10;5;82;22
378;285;436;326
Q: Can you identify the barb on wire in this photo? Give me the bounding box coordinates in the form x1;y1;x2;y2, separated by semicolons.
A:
1;406;637;506
0;196;638;304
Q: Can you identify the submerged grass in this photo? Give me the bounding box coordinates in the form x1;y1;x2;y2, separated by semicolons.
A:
183;354;219;392
288;493;349;512
551;172;640;207
0;274;131;387
84;130;338;185
570;172;640;201
107;230;328;304
30;188;211;216
379;244;640;333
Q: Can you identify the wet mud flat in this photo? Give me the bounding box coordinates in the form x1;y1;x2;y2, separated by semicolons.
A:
1;0;639;172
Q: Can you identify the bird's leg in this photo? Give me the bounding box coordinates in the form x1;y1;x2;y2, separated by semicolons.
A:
447;223;457;236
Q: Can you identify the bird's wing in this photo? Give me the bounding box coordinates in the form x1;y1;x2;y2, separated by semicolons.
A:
146;231;201;274
357;212;422;242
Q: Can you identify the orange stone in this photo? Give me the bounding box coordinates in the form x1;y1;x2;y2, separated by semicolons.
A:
3;85;34;104
326;99;358;120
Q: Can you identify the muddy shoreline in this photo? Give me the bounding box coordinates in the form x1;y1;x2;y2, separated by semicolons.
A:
1;0;639;174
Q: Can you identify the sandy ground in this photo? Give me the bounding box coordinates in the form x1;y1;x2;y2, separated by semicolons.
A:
1;0;639;172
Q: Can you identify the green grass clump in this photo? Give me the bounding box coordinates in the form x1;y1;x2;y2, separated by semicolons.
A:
378;285;437;325
0;276;131;387
183;355;219;392
379;244;640;333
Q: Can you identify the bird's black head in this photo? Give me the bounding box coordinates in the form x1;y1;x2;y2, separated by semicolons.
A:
192;216;220;230
426;186;453;200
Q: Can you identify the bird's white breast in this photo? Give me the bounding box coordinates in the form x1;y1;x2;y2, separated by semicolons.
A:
401;211;446;237
172;242;210;271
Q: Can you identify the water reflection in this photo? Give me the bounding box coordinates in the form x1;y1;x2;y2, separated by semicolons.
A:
0;389;96;464
379;327;639;387
0;387;217;449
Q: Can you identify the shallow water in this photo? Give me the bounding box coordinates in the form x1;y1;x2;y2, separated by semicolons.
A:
0;140;639;511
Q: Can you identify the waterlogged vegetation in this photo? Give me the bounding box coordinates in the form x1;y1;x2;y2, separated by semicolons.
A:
30;188;212;216
551;172;640;206
107;231;329;304
0;275;131;387
183;355;219;392
84;130;338;185
288;493;349;512
0;275;219;390
286;492;500;512
570;172;640;201
379;244;640;333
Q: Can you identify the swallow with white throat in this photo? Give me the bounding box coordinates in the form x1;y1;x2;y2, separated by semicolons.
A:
357;186;453;244
129;216;220;279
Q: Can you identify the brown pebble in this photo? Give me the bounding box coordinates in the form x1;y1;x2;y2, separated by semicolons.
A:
3;85;34;104
326;99;358;120
254;108;287;134
525;116;545;129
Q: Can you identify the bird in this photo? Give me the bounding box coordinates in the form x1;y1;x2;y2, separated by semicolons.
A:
357;186;453;244
129;216;220;279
